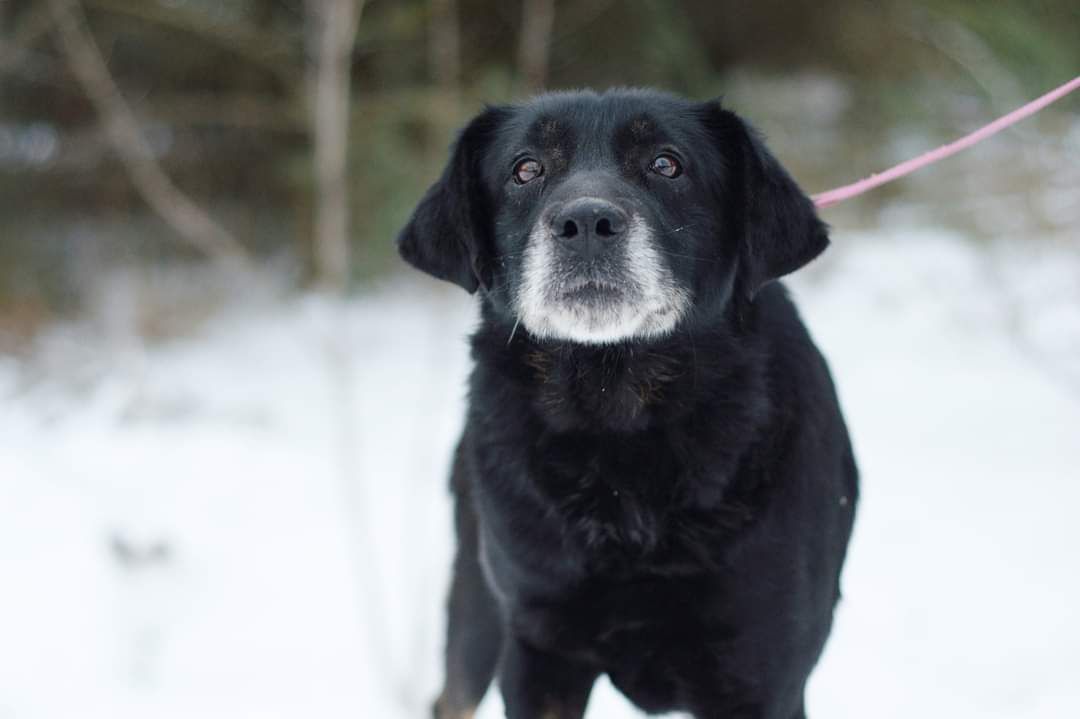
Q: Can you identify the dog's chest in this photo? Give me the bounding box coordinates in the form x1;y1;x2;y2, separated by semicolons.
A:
522;346;688;433
474;338;767;571
535;436;675;555
527;431;744;569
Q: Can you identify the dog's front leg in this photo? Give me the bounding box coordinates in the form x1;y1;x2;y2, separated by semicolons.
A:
499;636;598;719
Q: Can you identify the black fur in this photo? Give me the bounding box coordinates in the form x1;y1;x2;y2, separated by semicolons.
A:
399;89;857;719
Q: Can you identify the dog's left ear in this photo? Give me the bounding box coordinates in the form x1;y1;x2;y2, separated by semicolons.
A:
397;106;508;293
703;104;829;300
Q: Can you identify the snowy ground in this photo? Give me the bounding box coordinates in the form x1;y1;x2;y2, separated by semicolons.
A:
1;226;1079;718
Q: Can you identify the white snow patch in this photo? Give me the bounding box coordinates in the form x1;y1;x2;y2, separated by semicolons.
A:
1;231;1079;718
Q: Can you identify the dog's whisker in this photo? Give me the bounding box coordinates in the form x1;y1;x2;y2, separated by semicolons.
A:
654;248;722;263
507;316;521;346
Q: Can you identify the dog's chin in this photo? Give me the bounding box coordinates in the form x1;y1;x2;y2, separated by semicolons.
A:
519;282;687;345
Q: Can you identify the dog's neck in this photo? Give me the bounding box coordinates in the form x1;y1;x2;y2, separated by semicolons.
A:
471;303;770;436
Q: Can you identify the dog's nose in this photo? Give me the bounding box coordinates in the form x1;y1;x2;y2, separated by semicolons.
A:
551;199;628;259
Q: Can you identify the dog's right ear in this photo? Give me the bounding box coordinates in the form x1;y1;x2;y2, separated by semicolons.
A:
397;107;508;293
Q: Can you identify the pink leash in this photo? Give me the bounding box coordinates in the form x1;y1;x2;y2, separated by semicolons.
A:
812;75;1080;209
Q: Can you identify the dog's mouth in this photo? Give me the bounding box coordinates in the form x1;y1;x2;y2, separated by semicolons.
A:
558;279;628;305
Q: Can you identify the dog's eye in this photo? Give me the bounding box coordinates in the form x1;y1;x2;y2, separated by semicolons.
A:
650;154;682;178
513;158;543;184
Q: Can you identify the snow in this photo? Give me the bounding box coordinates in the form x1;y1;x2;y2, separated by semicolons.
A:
1;227;1079;718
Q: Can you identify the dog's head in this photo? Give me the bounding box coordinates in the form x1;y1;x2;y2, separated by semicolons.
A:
398;89;827;344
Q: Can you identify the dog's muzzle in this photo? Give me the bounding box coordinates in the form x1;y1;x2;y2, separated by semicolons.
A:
515;208;690;345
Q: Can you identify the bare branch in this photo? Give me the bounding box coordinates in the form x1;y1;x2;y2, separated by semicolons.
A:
85;0;303;95
517;0;555;93
307;0;363;291
48;0;249;261
138;92;306;133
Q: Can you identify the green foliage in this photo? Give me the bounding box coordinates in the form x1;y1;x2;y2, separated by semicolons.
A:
920;0;1080;90
0;0;1076;315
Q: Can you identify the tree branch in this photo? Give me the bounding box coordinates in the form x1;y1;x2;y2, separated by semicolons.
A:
137;92;306;133
48;0;249;261
307;0;363;291
84;0;303;95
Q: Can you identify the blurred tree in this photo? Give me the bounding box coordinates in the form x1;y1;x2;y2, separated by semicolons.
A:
47;0;249;262
518;0;555;92
306;0;363;292
429;0;461;94
0;0;1077;322
0;1;53;74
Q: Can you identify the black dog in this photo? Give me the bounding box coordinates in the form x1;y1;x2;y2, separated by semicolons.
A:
398;89;857;719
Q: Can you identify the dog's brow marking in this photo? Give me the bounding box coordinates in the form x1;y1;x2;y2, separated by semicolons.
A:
548;145;567;172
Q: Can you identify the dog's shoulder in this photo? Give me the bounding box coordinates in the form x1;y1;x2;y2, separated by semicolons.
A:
753;282;846;417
